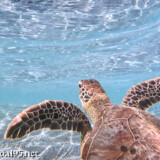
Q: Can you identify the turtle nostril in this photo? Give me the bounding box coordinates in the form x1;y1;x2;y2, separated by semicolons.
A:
79;84;82;88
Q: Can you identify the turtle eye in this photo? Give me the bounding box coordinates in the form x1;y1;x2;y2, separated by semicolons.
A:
78;81;83;88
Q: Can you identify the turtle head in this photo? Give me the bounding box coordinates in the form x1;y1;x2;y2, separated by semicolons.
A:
79;79;105;104
79;79;112;121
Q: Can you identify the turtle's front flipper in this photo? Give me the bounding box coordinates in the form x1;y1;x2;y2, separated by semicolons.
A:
4;100;92;140
122;77;160;110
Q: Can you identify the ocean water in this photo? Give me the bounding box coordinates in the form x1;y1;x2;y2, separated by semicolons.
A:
0;0;160;159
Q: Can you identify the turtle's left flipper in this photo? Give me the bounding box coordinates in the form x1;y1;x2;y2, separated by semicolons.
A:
4;100;92;140
122;77;160;110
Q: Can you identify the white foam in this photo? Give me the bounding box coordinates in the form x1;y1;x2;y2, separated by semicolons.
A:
8;47;16;50
124;60;141;66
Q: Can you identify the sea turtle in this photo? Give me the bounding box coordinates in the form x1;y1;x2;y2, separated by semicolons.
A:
4;77;160;160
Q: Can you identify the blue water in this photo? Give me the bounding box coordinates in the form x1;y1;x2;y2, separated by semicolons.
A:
0;0;160;159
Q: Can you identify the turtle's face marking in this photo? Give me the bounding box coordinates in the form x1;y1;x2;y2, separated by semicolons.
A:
79;79;105;104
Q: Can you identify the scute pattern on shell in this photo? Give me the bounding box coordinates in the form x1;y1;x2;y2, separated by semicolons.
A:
81;105;160;160
4;100;92;139
122;77;160;110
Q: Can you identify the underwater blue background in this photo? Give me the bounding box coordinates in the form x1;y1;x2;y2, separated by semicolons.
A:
0;0;160;159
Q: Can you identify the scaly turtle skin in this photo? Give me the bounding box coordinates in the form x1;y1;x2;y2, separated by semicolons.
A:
4;78;160;160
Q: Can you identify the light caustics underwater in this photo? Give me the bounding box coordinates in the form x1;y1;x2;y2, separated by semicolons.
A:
0;0;160;159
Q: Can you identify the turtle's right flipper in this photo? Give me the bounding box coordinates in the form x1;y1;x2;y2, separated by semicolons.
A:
4;100;92;140
122;77;160;110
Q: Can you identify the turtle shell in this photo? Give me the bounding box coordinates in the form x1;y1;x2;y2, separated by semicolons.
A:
81;105;160;160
